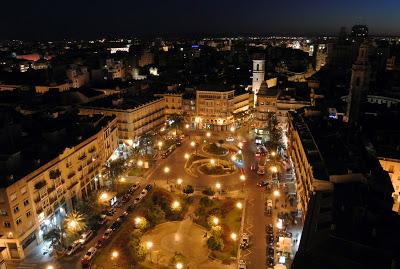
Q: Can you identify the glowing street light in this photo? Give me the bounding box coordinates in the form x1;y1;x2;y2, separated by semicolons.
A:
231;155;237;161
177;178;183;185
172;200;181;210
100;192;108;201
190;141;196;147
176;262;183;269
240;174;246;181
231;232;237;241
146;241;153;250
157;141;163;150
210;159;215;165
230;126;235;132
137;160;144;167
185;124;190;129
135;217;144;225
212;217;219;225
164;167;170;173
271;151;276;157
273;190;281;197
271;166;278;173
238;142;243;148
184;153;190;159
236;202;243;209
111;250;119;259
120;177;126;183
206;132;211;138
47;265;54;269
215;182;221;190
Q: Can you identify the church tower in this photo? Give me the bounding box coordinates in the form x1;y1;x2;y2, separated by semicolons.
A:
252;54;265;107
346;42;371;124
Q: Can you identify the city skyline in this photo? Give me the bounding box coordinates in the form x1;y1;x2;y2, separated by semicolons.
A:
1;0;400;40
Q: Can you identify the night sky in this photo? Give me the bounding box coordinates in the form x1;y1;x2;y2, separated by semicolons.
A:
1;0;399;40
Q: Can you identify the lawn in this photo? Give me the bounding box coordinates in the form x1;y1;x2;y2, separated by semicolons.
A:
127;167;146;177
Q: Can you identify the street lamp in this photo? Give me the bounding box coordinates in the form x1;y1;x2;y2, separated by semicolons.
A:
238;142;243;148
157;141;163;151
172;200;181;210
236;202;243;209
137;160;144;167
177;178;183;187
185;124;190;129
146;241;153;250
231;155;237;161
270;166;278;173
206;132;211;138
184;153;190;160
230;126;235;133
111;250;119;258
271;151;276;157
212;217;219;225
135;217;144;226
100;192;108;201
215;182;221;191
240;174;246;192
164;167;170;173
47;265;54;269
231;232;237;241
273;190;281;197
176;262;183;269
120;177;126;183
210;159;215;165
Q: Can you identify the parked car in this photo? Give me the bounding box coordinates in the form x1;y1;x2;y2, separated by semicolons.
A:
102;228;113;240
95;239;104;249
238;259;246;269
240;233;250;249
139;189;148;198
145;184;153;191
133;197;141;205
257;180;268;187
110;220;121;231
79;230;94;244
98;215;107;225
66;240;81;256
82;247;97;261
226;136;235;142
128;183;140;194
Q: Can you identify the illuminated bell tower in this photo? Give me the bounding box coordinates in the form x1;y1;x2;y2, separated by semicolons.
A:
346;42;371;124
252;54;265;107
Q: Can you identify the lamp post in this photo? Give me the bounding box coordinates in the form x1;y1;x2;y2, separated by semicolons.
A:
240;174;246;192
164;166;170;184
215;182;221;196
177;178;183;189
146;241;153;262
111;250;119;268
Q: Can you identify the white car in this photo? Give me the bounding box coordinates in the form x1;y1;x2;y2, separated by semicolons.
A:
139;189;148;198
226;136;235;142
238;260;246;269
66;240;81;256
102;228;113;240
82;247;97;261
79;230;94;244
267;199;273;208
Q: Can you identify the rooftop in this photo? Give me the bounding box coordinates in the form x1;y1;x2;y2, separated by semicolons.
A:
82;93;162;111
0;111;116;188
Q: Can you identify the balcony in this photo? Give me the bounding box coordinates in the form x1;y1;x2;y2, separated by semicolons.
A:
34;180;47;190
36;207;43;215
47;185;55;193
68;181;78;190
67;172;75;179
34;196;41;203
49;169;61;180
49;196;57;205
88;147;96;153
78;154;87;161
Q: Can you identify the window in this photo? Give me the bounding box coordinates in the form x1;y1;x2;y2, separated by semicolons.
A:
23;199;29;206
20;187;27;195
4;221;11;228
16;218;22;225
13;205;19;213
26;211;31;218
388;165;394;173
10;192;17;201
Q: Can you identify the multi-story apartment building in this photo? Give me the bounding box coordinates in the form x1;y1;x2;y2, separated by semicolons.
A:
66;65;90;88
0;114;118;260
155;93;183;116
195;85;249;131
35;82;71;94
79;95;165;142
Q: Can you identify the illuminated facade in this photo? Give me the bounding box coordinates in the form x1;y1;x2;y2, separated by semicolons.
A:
0;115;118;260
